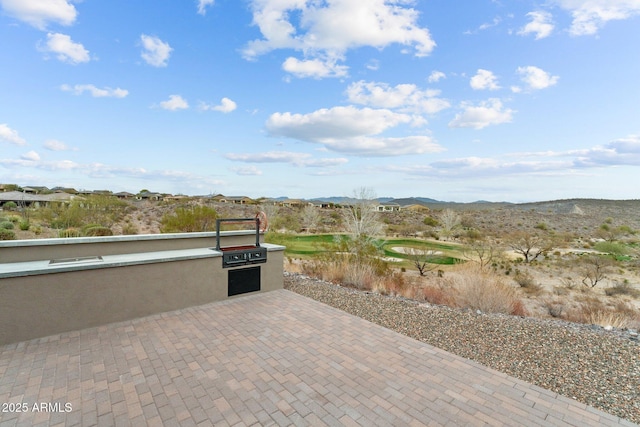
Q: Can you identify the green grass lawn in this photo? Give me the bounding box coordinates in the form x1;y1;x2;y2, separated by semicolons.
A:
266;233;462;265
265;233;337;256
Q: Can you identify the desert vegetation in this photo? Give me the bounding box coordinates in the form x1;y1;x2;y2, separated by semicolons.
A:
2;188;639;330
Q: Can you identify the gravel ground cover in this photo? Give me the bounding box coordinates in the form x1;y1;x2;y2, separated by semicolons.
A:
284;272;640;424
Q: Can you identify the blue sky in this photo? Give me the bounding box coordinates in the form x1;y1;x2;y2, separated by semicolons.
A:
1;0;639;202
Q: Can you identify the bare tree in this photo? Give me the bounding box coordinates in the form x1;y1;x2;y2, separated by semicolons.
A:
505;232;553;263
462;238;502;270
301;204;321;233
340;187;383;239
439;209;461;240
406;247;439;276
258;204;280;227
581;255;613;288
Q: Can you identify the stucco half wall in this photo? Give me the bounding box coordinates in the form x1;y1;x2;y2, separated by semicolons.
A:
0;233;284;345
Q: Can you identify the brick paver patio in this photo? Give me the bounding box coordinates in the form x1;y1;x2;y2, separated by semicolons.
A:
0;289;636;426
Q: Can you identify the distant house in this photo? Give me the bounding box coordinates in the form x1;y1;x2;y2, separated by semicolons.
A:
279;199;311;208
22;186;49;194
163;195;189;202
136;191;163;201
115;192;135;199
0;191;77;208
218;196;254;205
374;202;401;212
50;187;78;194
259;198;280;206
310;200;335;209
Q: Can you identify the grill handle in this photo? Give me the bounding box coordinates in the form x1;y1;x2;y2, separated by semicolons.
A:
215;217;261;250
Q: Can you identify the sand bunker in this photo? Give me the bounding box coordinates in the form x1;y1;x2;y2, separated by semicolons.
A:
391;247;443;255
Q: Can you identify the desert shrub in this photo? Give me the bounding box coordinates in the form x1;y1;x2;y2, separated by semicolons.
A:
0;229;16;240
423;216;439;227
19;221;30;231
160;205;218;233
377;271;408;296
552;286;569;296
83;225;113;236
41;196;130;230
605;281;640;298
593;241;629;256
341;262;379;290
300;254;346;283
464;229;483;240
513;270;543;295
121;223;138;235
445;263;524;315
559;277;577;290
3;201;17;210
564;299;638;329
542;298;565;318
30;225;43;235
58;228;82;238
43;203;86;229
0;221;14;230
420;283;456;306
270;213;301;232
300;234;390;292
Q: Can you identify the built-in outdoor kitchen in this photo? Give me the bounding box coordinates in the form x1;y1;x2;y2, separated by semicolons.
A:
0;216;284;345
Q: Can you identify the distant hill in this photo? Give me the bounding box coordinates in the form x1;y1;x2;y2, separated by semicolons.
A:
309;196;445;205
389;197;443;206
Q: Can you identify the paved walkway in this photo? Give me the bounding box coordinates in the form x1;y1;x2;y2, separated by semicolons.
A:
0;290;635;426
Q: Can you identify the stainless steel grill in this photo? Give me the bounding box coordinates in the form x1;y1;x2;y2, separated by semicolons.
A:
216;217;267;269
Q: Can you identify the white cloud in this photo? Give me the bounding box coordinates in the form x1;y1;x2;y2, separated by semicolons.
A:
44;139;71;151
518;11;554;39
480;16;502;31
556;0;640;36
60;84;128;98
573;134;640;167
266;106;443;156
41;33;90;64
346;81;450;114
373;134;640;183
366;59;380;71
21;151;40;161
0;0;77;29
282;57;349;79
390;157;573;179
140;34;172;67
0;155;225;188
470;69;500;91
0;157;79;170
0;124;26;145
267;106;411;140
231;166;263;176
200;97;237;113
464;16;504;35
225;151;348;167
428;71;446;83
159;95;189;111
196;0;214;15
449;99;514;129
243;0;435;77
516;66;559;91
